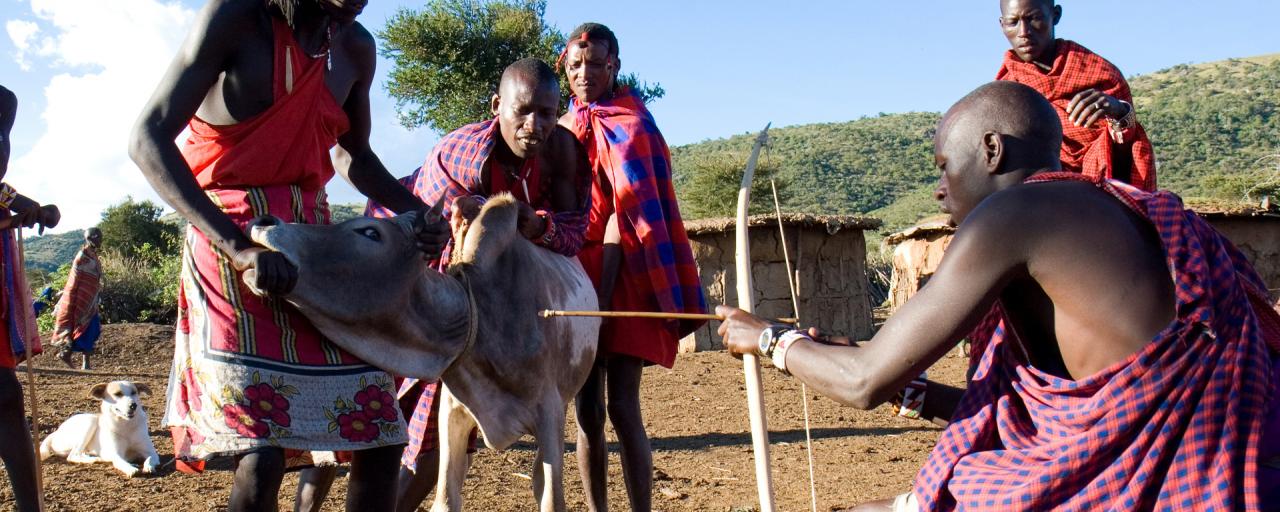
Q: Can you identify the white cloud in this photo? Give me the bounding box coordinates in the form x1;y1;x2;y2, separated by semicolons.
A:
5;19;39;70
6;0;195;232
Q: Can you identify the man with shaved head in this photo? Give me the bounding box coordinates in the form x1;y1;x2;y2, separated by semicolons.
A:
367;57;590;512
719;81;1280;511
996;0;1156;190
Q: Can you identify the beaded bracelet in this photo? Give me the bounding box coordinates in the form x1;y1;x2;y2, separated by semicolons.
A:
770;329;810;375
891;372;928;419
0;183;18;210
535;210;556;245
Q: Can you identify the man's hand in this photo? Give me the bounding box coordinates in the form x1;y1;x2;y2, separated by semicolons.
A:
233;247;297;296
715;305;771;358
449;196;482;242
412;203;450;259
516;202;545;240
35;204;60;234
9;195;42;230
806;327;855;347
1066;89;1127;128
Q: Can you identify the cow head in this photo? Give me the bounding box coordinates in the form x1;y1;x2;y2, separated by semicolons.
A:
249;213;430;324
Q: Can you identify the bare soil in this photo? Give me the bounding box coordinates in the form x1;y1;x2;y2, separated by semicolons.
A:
0;323;969;511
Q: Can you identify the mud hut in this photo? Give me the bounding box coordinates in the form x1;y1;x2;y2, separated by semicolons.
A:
1194;202;1280;295
883;219;954;311
679;213;881;351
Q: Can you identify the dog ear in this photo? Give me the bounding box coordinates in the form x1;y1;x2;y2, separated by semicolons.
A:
134;383;152;397
89;382;108;400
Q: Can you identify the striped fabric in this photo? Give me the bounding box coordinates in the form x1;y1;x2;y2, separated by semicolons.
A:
915;172;1278;510
997;40;1157;191
0;213;41;368
162;185;405;463
565;88;707;336
52;244;100;343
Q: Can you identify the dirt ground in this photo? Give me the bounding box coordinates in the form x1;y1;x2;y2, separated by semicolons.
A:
0;323;970;511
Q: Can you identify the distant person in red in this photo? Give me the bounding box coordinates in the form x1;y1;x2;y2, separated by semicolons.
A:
995;0;1156;190
559;23;706;512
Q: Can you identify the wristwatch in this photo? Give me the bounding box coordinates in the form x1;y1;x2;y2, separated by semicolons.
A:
756;324;789;356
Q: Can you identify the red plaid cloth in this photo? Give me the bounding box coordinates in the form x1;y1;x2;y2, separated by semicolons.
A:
916;172;1279;510
367;119;590;461
997;40;1157;191
366;119;590;264
53;244;100;342
565;88;707;338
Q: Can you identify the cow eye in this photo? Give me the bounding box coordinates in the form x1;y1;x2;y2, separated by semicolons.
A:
356;227;381;242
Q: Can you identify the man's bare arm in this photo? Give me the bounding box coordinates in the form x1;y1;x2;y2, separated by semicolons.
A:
129;1;295;293
332;25;424;215
719;191;1032;409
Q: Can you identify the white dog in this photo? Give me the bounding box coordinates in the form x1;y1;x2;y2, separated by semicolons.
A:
40;380;160;478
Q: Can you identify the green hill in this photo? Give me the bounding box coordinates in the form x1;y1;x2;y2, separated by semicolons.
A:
23;230;84;273
672;54;1280;241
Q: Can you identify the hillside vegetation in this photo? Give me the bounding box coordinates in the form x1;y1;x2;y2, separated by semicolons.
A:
672;54;1280;240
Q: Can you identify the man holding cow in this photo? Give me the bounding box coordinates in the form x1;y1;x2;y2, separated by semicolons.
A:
366;57;591;511
130;0;449;509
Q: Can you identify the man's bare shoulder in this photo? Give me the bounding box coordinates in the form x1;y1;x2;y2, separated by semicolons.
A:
544;126;586;174
338;21;376;61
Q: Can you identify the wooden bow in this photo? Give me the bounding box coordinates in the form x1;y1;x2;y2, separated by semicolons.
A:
736;123;776;511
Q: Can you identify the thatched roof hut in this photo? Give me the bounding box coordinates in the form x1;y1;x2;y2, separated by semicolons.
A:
680;214;881;351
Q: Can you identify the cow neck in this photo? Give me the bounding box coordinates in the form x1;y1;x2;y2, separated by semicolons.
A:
443;265;479;372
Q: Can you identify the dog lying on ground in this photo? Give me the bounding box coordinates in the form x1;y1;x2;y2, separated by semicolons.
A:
40;380;160;478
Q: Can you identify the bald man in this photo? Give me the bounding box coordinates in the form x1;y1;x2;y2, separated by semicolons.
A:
719;81;1279;511
366;57;590;512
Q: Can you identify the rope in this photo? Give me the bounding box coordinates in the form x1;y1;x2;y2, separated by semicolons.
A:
770;179;818;512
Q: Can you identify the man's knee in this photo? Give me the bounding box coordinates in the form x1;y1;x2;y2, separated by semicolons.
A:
576;395;606;431
236;448;287;483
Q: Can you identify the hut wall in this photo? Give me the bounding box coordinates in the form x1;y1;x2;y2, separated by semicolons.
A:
1204;217;1280;294
887;232;954;310
680;225;874;351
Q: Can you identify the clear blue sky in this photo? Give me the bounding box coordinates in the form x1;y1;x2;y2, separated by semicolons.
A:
1;0;1277;230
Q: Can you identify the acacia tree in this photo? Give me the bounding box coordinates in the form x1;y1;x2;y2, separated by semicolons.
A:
380;0;663;134
676;151;791;219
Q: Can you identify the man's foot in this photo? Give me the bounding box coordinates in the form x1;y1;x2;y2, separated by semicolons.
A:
57;349;73;369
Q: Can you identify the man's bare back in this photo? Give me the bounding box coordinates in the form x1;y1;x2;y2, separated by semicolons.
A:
927;179;1175;380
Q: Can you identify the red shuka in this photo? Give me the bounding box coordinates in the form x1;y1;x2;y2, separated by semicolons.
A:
179;17;348;191
997;39;1157;191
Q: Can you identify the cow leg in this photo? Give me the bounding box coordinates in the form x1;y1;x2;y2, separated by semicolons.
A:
430;386;476;512
531;409;566;512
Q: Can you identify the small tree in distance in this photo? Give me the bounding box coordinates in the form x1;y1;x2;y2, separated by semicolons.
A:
97;197;181;260
677;151;791;220
380;0;664;134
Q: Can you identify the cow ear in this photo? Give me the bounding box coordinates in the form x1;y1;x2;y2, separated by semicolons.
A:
134;383;152;397
89;383;108;400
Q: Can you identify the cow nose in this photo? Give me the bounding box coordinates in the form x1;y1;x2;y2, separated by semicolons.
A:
130;403;138;411
249;215;282;229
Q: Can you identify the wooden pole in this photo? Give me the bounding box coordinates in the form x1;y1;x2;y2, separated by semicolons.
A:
18;229;45;511
737;124;776;511
539;310;797;325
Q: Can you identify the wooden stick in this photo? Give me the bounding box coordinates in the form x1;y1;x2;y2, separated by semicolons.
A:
18;230;45;512
737;124;776;511
539;310;797;325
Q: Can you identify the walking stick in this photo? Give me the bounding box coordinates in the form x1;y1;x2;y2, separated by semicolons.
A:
18;228;46;511
736;124;776;511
